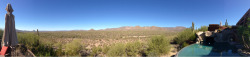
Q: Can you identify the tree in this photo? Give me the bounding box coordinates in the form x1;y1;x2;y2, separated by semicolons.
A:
237;18;250;51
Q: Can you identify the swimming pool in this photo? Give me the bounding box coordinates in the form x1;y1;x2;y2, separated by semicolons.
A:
177;43;240;57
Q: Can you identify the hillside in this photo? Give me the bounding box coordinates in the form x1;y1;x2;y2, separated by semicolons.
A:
99;26;186;32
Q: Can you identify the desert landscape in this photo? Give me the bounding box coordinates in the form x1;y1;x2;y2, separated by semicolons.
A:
0;0;249;57
14;26;185;56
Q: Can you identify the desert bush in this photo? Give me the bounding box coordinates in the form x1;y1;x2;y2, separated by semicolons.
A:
34;44;55;56
237;18;250;50
189;32;196;41
53;42;64;56
105;41;145;56
38;30;177;39
0;29;3;39
90;46;102;56
102;45;110;54
182;42;189;47
54;42;63;49
17;33;39;49
146;35;170;56
198;26;208;32
125;41;144;56
64;39;84;56
17;33;56;56
55;47;64;56
106;43;127;56
174;28;195;44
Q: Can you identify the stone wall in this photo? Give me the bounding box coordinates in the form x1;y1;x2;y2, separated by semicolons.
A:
196;28;238;44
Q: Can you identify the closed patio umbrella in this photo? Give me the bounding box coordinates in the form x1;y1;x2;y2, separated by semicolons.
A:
2;4;18;47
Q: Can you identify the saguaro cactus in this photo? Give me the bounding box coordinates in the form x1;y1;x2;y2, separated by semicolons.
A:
37;29;39;36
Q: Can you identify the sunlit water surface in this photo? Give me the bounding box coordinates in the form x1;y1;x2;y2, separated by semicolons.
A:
177;44;240;57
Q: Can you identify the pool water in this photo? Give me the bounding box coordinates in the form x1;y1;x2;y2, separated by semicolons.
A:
177;43;240;57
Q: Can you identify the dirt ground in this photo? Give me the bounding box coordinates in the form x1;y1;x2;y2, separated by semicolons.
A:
168;44;178;57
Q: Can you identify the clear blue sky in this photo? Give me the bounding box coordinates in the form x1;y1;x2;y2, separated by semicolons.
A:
0;0;249;31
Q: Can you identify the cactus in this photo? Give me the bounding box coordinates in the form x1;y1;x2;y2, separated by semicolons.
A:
37;29;39;36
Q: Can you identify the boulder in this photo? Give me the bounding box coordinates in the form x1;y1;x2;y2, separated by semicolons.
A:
196;31;205;43
214;28;235;42
205;31;213;37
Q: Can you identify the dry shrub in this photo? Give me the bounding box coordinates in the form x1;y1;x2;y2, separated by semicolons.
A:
64;39;84;56
146;35;171;56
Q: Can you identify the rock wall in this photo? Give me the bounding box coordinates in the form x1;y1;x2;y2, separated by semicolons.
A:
196;31;214;44
213;29;237;42
196;31;205;43
196;28;237;44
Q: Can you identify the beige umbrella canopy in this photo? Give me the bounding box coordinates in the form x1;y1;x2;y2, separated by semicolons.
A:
2;4;18;47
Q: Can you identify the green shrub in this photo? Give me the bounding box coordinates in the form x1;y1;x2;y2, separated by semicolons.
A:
125;41;144;56
182;42;189;47
198;26;208;32
54;42;63;49
102;45;110;54
237;18;250;50
55;47;64;56
64;39;84;56
174;28;195;44
0;29;3;39
146;35;170;56
106;43;127;56
17;33;56;56
17;33;40;49
147;50;160;57
54;42;64;56
189;32;196;41
105;41;145;56
90;46;102;56
34;44;55;56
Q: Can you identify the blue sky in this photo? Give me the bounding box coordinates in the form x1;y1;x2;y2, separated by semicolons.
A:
0;0;249;31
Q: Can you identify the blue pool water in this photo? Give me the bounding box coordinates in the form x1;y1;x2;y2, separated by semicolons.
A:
177;44;240;57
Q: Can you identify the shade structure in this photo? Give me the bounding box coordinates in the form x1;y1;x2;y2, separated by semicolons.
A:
2;4;18;47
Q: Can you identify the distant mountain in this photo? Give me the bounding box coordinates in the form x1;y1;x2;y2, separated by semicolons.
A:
163;26;187;32
16;29;31;32
15;26;186;32
99;26;186;32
